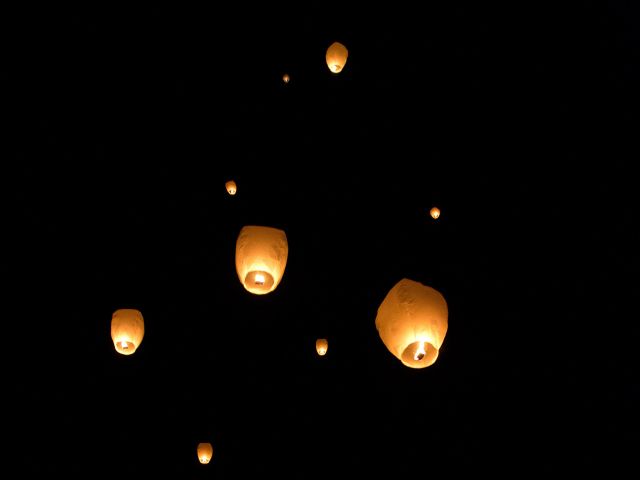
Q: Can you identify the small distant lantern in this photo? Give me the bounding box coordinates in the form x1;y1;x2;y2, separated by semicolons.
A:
225;180;237;195
235;225;288;295
197;442;213;464
375;279;448;369
111;309;144;355
430;207;440;219
282;73;290;84
326;41;348;73
316;338;328;356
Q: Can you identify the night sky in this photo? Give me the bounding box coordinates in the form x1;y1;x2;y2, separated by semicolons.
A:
5;4;638;477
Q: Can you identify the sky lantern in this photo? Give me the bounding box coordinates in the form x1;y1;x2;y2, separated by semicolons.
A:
326;41;348;73
197;442;213;464
235;225;288;295
282;73;290;84
375;279;448;368
316;338;328;356
111;309;144;355
225;180;237;195
430;207;440;219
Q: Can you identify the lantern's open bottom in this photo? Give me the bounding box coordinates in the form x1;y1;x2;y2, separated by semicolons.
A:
115;341;137;355
400;341;439;368
243;270;275;294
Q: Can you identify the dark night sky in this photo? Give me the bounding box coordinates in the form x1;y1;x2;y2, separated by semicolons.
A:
4;3;638;477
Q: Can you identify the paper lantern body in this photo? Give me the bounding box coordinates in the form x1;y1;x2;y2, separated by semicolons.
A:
235;226;288;295
111;309;144;355
430;207;441;219
225;180;237;195
326;41;348;73
375;279;448;368
197;442;213;464
282;73;290;84
316;338;328;356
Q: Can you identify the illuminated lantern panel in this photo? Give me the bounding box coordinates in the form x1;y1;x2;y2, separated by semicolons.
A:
375;279;448;369
197;442;213;464
225;180;237;195
235;225;288;295
326;41;348;73
316;338;328;356
111;309;144;355
430;207;441;219
282;73;290;84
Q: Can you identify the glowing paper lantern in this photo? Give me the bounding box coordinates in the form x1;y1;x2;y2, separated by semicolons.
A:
225;180;237;195
197;442;213;464
235;225;288;295
111;309;144;355
430;207;440;219
282;73;290;84
316;338;328;356
326;41;348;73
375;279;448;368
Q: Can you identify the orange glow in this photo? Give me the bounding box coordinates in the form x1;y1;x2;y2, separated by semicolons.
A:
283;73;290;83
236;226;288;295
326;41;348;73
316;338;328;356
375;279;448;368
430;207;440;219
197;442;213;464
111;309;144;355
225;180;237;195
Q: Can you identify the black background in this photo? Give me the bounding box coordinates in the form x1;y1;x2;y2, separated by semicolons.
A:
5;3;638;477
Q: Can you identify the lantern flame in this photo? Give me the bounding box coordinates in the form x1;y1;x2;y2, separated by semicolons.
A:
414;341;426;361
255;273;265;285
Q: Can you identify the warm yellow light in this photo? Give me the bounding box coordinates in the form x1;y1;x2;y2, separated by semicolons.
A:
236;226;288;295
316;338;328;356
326;41;348;73
430;207;440;219
283;73;290;83
197;442;213;464
225;180;237;195
375;279;448;368
111;309;144;356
